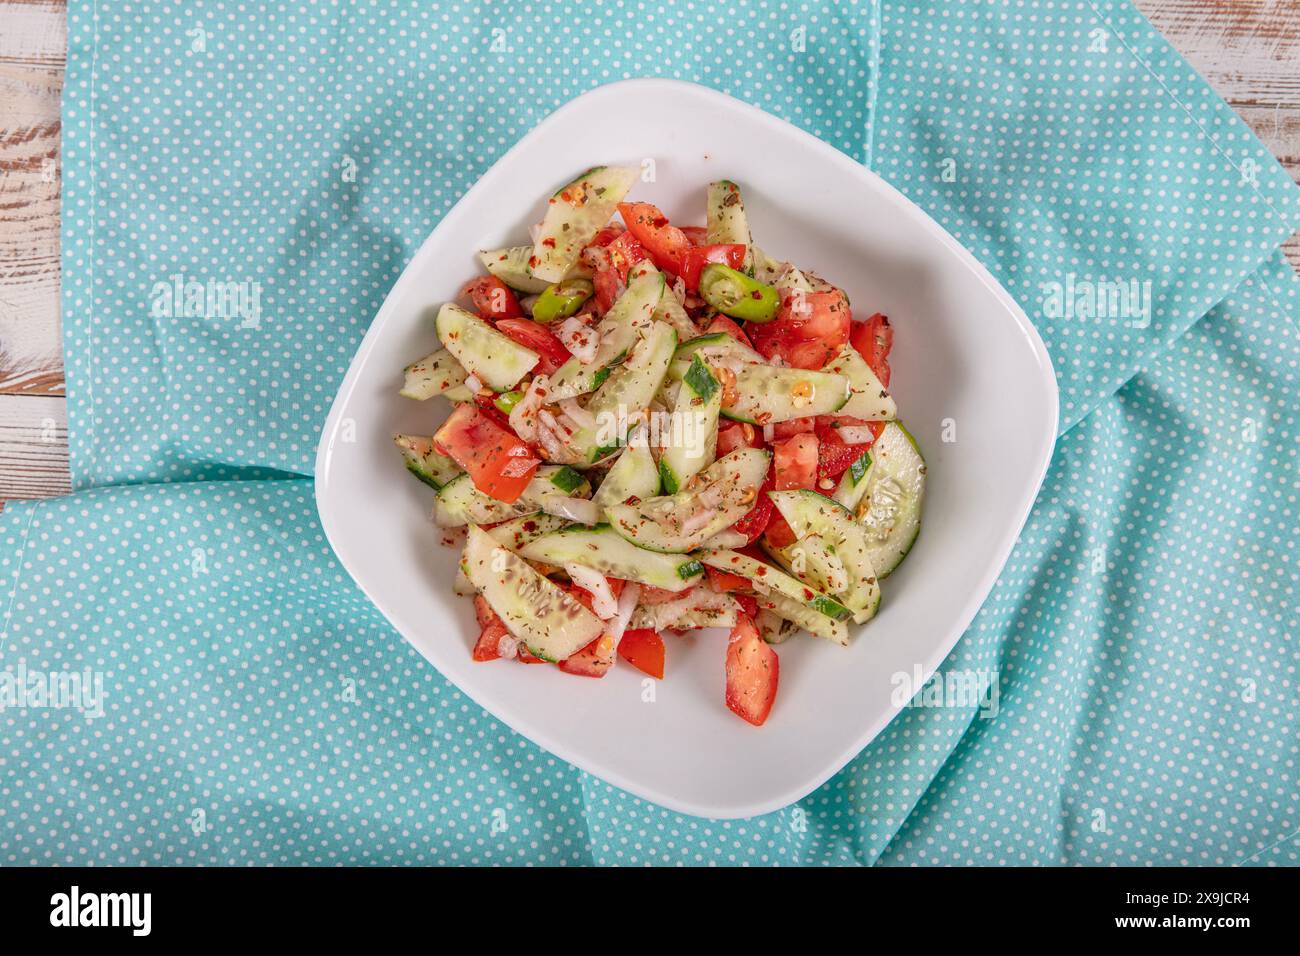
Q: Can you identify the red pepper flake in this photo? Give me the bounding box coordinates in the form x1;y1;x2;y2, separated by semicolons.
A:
542;238;556;249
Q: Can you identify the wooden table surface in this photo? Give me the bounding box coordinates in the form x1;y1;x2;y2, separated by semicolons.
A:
1;0;1297;507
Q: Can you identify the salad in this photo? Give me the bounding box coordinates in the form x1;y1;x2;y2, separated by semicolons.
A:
394;168;926;726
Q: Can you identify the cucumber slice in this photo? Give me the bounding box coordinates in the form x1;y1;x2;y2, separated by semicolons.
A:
520;525;704;592
668;331;763;380
530;166;639;282
484;514;568;551
639;262;699;342
605;447;771;553
435;303;538;391
479;246;593;294
697;549;851;621
442;384;475;403
774;265;814;296
706;180;753;272
831;447;875;512
823;346;896;422
768;489;881;624
434;466;592;527
401;348;468;400
463;526;604;662
591;428;659;508
658;355;722;495
756;608;800;645
856;422;926;578
750;246;785;286
547;270;664;401
723;366;850;425
393;434;461;490
567;321;677;464
754;592;849;646
761;534;849;594
630;590;738;631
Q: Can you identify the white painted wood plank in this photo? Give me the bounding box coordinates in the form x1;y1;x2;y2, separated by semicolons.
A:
0;393;69;499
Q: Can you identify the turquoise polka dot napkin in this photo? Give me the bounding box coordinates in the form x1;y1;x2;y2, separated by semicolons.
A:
2;0;1296;864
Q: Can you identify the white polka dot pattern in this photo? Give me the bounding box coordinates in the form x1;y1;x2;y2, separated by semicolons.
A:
2;0;1294;864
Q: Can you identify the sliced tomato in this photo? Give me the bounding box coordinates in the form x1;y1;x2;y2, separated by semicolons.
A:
462;276;523;320
617;629;665;679
587;224;625;248
592;267;625;314
771;417;816;441
473;594;502;629
716;421;762;457
638;583;692;605
763;512;798;549
725;613;779;726
734;594;759;621
472;622;509;661
850;312;893;388
816;437;868;482
558;635;616;677
679;243;746;291
773;433;819;491
730;471;775;545
618;201;691;275
434;404;540;503
606;230;649;279
494;318;571;376
751;288;851;370
705;565;751;593
704;314;754;347
680;225;709;246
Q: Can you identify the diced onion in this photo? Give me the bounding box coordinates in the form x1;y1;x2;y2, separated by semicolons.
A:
835;426;876;445
681;507;718;536
497;635;519;660
703;528;748;549
556;316;599;364
546;496;600;525
559;397;597;430
464;373;483;394
529;222;543;245
510;374;549;444
762;423;775;443
565;563;619;619
608;582;642;650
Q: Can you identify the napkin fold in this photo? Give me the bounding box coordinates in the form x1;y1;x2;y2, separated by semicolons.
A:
2;0;1296;864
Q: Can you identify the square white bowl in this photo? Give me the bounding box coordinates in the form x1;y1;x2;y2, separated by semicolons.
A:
315;78;1058;820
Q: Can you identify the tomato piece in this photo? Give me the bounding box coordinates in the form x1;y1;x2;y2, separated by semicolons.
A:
473;594;502;629
558;634;616;677
617;629;665;679
703;313;754;348
763;511;798;549
517;645;547;664
462;276;523;320
592;267;625;314
606;231;649;279
734;594;759;621
725;613;779;726
816;437;868;482
705;565;751;593
680;225;709;246
618;202;691;275
679;243;746;292
587;224;625;248
773;433;819;491
771;417;816;441
472;622;509;661
434;404;540;503
751;288;851;370
730;471;775;545
850;312;893;388
716;421;762;457
494;318;571;376
638;583;692;605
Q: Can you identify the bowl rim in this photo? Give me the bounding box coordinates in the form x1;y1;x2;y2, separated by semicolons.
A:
314;77;1060;819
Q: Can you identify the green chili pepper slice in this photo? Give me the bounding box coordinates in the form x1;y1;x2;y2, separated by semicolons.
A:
698;264;779;322
493;389;525;415
531;278;594;324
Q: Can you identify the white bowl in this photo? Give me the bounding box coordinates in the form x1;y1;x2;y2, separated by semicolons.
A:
315;79;1058;819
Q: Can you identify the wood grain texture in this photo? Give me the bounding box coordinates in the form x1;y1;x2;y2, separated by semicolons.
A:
0;393;70;499
0;0;1296;505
